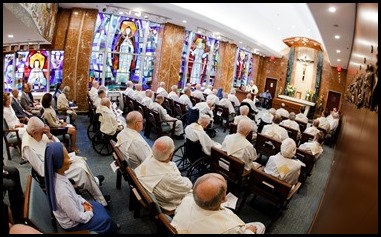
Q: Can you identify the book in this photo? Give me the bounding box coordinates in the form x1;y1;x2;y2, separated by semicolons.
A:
221;192;238;210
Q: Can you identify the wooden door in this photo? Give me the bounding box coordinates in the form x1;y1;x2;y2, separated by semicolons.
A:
326;90;341;112
264;78;277;99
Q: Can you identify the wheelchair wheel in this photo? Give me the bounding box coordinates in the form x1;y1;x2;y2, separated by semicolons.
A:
92;132;113;156
186;157;211;183
173;143;191;172
87;122;98;142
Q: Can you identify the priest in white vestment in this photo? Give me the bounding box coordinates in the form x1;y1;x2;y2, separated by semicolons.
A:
262;114;289;142
22;117;108;206
134;136;192;212
299;131;325;160
233;105;258;142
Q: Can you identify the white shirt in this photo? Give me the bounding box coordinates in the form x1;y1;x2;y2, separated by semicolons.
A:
280;119;301;138
185;123;221;156
193;102;214;120
124;87;134;97
219;98;235;114
228;94;240;107
98;105;119;135
304;126;320;136
116;127;152;169
4;106;26;137
242;98;257;111
299;141;324;159
327;117;339;132
261;111;274;124
179;94;193;110
141;96;153;109
262;124;289;142
264;153;301;185
89;87;98;104
221;133;257;171
245;84;258;94
135;156;192;211
276;108;290;118
191;90;204;101
233;115;258;141
168;91;180;102
206;94;219;105
317;117;330;132
295;113;308;124
156;87;168;97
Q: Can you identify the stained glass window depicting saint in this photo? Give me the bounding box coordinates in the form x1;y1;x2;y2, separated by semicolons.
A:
25;50;49;92
50;50;64;88
234;48;250;88
3;53;14;92
188;33;209;85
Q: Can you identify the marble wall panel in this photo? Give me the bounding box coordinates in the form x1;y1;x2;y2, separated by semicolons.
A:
214;42;237;93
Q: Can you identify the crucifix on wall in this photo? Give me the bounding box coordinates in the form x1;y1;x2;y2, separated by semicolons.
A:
297;56;314;81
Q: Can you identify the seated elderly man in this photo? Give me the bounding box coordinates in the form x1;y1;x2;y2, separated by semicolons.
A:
327;111;340;132
276;103;290;118
179;87;193;110
299;131;325;160
295;106;308;124
168;85;180;102
264;138;301;186
185;114;222;156
171;173;266;234
228;88;240;109
193;96;216;122
116;111;152;169
191;84;204;101
89;80;99;104
134;136;192;212
132;83;145;102
280;112;301;140
203;85;213;95
141;89;154;108
304;119;321;136
151;94;184;139
242;93;258;113
219;92;236;118
206;89;220;106
316;110;331;133
57;86;77;125
94;89;107;112
261;114;289;142
124;81;135;97
156;81;168;97
222;120;258;171
233;105;258;142
98;97;124;136
22;117;109;207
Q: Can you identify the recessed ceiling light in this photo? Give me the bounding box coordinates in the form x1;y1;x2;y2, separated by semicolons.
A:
8;35;14;38
74;11;78;15
329;7;336;13
334;35;340;39
182;20;187;23
239;41;242;44
337;59;341;62
336;50;341;53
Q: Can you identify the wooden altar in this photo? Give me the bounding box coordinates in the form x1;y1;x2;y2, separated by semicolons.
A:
273;95;315;116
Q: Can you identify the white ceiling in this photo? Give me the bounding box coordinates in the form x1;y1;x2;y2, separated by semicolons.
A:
3;3;356;69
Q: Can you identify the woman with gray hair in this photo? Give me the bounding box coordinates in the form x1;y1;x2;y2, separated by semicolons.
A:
264;138;301;186
57;85;77;126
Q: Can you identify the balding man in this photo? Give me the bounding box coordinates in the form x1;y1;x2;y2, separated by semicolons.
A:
168;85;180;102
89;80;99;103
123;81;134;97
132;83;145;102
135;136;192;212
222;120;258;171
156;81;168;97
185;114;222;156
264;138;301;186
171;173;265;234
299;131;325;160
179;87;193;110
206;89;220;106
191;84;204;101
233;105;257;142
280;112;301;139
22;117;109;206
276;103;290;118
242;93;258;113
141;89;154;108
98;97;123;136
304;119;321;136
151;94;184;139
262;114;289;142
116;111;152;169
20;83;41;116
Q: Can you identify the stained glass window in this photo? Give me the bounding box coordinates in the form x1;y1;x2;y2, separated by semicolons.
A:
3;53;15;92
233;48;252;88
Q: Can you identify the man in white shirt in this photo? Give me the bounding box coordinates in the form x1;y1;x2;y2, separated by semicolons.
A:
171;173;265;234
116;111;152;169
304;119;321;136
179;87;193;110
295;106;308;124
299;131;324;160
327;112;340;132
280;112;301;140
234;105;257;142
206;89;220;106
168;85;180;102
185;114;221;156
151;95;184;138
242;93;258;113
222;119;258;171
156;81;168;97
98;97;123;136
264;138;301;186
124;81;135;97
132;84;145;102
317;110;331;132
276;103;290;118
245;80;259;95
141;89;154;108
262;114;289;142
191;84;204;101
203;85;213;95
219;93;236;115
193;97;215;123
22;117;109;206
89;80;99;104
135;136;192;212
94;89;107;112
228;88;240;108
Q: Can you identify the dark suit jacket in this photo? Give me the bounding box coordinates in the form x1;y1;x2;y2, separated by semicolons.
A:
11;97;29;118
20;92;34;112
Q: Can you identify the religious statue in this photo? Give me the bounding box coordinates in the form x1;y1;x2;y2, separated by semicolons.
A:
362;64;375;108
297;56;314;81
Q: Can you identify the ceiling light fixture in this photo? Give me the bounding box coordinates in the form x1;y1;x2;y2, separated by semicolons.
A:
328;6;336;13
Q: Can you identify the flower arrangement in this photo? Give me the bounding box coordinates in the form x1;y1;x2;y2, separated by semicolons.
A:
285;84;296;97
305;90;315;101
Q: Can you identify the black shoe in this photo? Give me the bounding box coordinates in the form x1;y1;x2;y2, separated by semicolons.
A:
96;175;105;186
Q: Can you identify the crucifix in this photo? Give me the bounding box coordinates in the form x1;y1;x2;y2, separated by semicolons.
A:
297;56;314;81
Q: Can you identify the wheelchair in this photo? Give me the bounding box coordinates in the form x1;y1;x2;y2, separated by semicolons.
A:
172;138;211;183
187;108;216;138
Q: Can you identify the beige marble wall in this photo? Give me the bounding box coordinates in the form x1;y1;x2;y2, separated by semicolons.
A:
214;42;237;93
54;8;98;111
152;23;185;92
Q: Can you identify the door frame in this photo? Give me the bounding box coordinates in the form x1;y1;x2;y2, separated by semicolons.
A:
325;90;342;112
264;77;278;99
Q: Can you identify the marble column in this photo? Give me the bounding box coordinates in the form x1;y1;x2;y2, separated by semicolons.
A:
213;41;237;93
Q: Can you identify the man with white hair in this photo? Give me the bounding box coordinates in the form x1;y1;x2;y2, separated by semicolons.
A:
304;119;321;136
124;81;135;97
206;89;220;105
57;85;77;124
280;112;301;139
245;80;259;94
134;136;192;212
299;131;325;160
193;95;216;121
185;114;222;156
203;85;213;95
141;89;154;108
156;81;168;97
242;93;258;113
116;111;151;169
276;103;290;118
191;84;204;101
228;88;240;108
132;83;145;102
262;114;289;142
151;95;184;138
219;93;236;115
98;97;123;136
233;105;257;141
264;138;301;185
179;87;193;110
94;89;107;112
168;84;180;102
88;80;99;103
22;117;109;206
221;120;258;171
295;106;308;124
